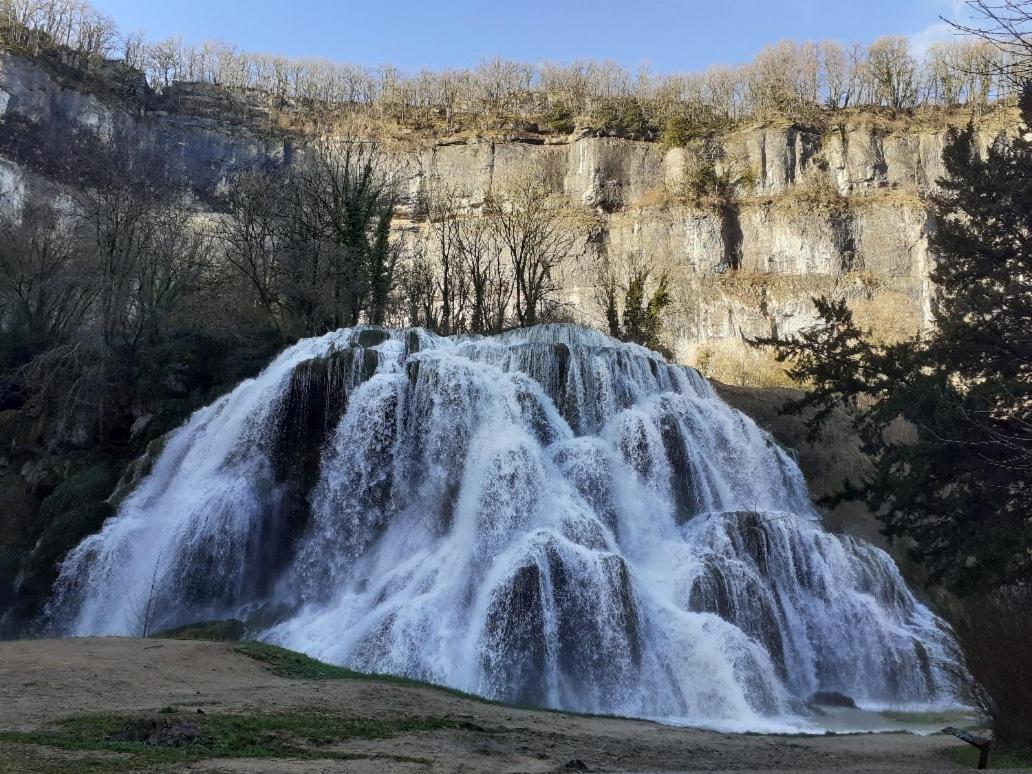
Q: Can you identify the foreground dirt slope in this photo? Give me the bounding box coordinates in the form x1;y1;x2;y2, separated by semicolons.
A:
0;638;994;773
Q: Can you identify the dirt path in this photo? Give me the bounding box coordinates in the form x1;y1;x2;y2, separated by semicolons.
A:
0;638;1002;773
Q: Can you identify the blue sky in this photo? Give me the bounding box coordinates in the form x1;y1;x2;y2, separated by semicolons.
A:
92;0;969;72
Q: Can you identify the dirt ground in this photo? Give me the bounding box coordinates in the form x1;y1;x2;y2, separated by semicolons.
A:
0;638;1009;773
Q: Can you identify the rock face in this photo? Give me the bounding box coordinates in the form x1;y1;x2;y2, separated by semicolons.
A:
0;49;1014;382
0;52;291;200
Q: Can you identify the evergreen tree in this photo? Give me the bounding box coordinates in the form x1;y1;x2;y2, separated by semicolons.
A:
751;297;877;440
621;268;673;354
621;270;647;344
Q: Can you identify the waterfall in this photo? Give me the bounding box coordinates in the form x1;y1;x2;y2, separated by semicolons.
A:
47;324;956;728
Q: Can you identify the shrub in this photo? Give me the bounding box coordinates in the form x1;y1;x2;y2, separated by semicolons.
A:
38;461;118;523
543;102;575;135
589;97;655;139
660;113;695;150
680;143;756;205
950;587;1032;753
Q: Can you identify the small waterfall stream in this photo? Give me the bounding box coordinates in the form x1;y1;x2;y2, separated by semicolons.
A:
47;324;956;728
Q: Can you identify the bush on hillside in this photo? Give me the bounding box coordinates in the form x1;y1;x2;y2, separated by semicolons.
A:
951;588;1032;753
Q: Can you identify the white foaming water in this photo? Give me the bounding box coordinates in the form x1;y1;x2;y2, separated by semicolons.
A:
48;324;957;729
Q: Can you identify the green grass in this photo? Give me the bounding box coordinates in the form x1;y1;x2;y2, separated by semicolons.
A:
880;709;982;726
0;709;493;772
233;641;366;680
152;619;245;642
944;744;1032;769
234;641;635;722
234;641;507;703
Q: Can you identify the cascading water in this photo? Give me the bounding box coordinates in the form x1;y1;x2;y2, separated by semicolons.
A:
47;324;957;729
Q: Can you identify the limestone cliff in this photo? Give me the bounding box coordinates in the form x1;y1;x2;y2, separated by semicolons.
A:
0;50;1016;384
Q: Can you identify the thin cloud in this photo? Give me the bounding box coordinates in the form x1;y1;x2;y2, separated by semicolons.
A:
909;0;970;54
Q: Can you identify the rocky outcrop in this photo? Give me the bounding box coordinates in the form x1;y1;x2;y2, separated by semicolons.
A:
0;52;291;200
0;49;1016;383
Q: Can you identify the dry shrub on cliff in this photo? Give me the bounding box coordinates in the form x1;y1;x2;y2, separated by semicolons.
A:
691;343;798;389
633;186;676;209
766;173;847;213
677;141;756;208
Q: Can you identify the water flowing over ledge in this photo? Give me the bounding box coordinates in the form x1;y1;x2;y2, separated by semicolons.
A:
47;324;957;729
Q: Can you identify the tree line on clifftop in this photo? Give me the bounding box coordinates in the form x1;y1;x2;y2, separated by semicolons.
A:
0;0;1027;145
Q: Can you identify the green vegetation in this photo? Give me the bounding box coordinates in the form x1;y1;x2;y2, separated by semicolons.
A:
880;710;981;727
152;619;246;642
679;144;757;206
659;113;696;150
621;269;673;355
235;641;366;680
235;641;504;704
596;263;673;356
589;97;655;140
543;101;576;135
0;709;492;772
752;87;1032;593
234;641;629;722
944;745;1032;770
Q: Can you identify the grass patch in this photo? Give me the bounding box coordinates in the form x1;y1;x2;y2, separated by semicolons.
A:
153;619;245;642
234;641;364;680
234;641;632;722
0;709;491;771
944;744;1032;769
234;641;500;704
880;710;981;726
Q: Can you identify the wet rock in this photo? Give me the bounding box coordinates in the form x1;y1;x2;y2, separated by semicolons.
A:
809;690;858;709
356;327;389;348
406;329;421;355
481;562;549;706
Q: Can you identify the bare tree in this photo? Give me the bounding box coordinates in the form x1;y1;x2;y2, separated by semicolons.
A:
1;0;1024;168
146;36;184;90
947;0;1032;83
402;239;440;332
488;168;580;328
867;36;919;109
218;134;398;337
421;180;469;335
215;171;286;333
409;179;514;335
0;202;95;355
294;135;398;328
820;41;849;108
456;215;510;334
75;134;195;353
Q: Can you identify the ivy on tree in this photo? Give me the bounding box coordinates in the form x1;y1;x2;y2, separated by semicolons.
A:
606;267;673;355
